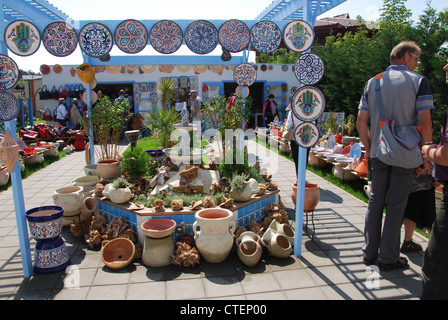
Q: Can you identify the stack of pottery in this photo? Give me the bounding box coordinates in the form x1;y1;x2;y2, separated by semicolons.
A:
267;220;295;247
141;218;176;267
236;231;262;267
194;208;236;263
52;186;84;226
26;206;70;274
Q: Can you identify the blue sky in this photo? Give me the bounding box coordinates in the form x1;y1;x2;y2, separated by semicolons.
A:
11;0;448;72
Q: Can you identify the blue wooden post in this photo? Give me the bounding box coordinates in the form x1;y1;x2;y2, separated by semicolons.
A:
86;83;95;164
294;147;307;257
26;98;34;127
5;120;33;278
18;98;25;128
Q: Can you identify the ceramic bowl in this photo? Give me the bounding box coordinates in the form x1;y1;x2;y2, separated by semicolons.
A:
141;218;176;238
72;175;99;187
101;238;135;270
26;205;64;240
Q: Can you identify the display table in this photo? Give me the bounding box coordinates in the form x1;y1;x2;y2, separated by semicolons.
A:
96;190;279;245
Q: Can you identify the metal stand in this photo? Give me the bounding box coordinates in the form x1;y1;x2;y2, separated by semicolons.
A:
304;210;315;240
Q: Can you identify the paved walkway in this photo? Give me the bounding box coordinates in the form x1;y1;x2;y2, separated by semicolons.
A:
0;141;428;300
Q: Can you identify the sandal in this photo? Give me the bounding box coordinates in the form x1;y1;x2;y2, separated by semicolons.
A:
379;257;409;271
400;240;423;253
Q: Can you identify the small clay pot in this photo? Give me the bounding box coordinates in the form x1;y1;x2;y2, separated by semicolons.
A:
101;238;135;270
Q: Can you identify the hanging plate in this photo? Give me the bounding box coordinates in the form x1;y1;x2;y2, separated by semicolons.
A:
185;20;219;55
0;55;19;90
294;122;320;149
233;63;256;87
42;21;78;57
4;20;41;56
79;22;114;58
114;19;148;54
250;20;281;54
294;53;325;85
0;90;20;121
283;20;315;53
218;20;250;53
291;86;326;122
149;20;183;54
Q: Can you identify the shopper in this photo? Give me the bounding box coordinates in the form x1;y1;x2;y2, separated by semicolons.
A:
356;41;434;271
56;98;68;127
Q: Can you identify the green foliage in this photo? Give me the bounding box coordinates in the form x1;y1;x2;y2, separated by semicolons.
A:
257;48;301;64
230;173;249;192
144;106;180;149
157;78;176;107
112;177;129;189
120;146;151;179
137;192;228;208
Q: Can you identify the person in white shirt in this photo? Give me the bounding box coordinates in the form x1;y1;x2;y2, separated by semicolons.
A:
56;98;68;127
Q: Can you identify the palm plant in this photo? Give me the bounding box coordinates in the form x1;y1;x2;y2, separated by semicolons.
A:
145;106;180;149
157;78;176;108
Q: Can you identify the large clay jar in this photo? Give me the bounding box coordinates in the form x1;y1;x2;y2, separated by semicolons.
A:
96;159;121;180
52;186;84;225
236;231;262;267
261;228;292;258
142;236;174;267
291;183;320;212
193;208;236;263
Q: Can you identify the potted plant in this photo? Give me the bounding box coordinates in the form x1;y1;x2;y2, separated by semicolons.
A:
91;96;131;180
145;105;180;150
229;173;252;202
109;177;132;204
120;146;150;181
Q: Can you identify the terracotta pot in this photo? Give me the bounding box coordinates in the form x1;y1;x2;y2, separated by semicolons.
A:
236;231;262;267
141;218;176;239
101;238;135;270
96;159;121;180
291;183;320;212
193;208;236;263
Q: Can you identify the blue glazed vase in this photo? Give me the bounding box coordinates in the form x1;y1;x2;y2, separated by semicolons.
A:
34;237;70;274
26;206;64;241
181;105;189;126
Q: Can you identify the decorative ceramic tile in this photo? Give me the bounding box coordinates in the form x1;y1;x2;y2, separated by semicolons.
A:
185;20;219;55
79;22;114;58
149;20;183;54
0;55;19;90
294;122;320;149
42;21;78;57
0;90;20;122
115;19;148;54
4;20;41;56
233;63;257;87
218;19;250;53
291;86;326;122
295;53;324;85
250;20;281;54
283;20;314;52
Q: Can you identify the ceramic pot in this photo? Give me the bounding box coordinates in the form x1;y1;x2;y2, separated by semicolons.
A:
34;236;70;274
364;181;372;199
355;159;369;177
268;220;295;247
81;197;97;220
23;153;44;166
332;165;358;181
0;167;10;186
142;235;174;267
261;228;292;258
26;205;64;241
52;186;84;225
76;63;96;83
96;159;121;180
84;164;97;176
101;238;135;270
193;208;236;263
181;105;189;126
236;231;262;267
108;187;132;204
230;185;253;202
291;183;320;211
141;218;176;238
72;175;99;188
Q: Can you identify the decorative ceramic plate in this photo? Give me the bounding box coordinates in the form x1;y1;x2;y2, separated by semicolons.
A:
250;20;281;54
0;90;20;121
114;19;148;54
233;63;257;87
79;22;113;58
149;20;183;54
4;20;41;56
42;21;78;57
218;20;250;53
295;53;324;85
185;20;219;55
294;122;320;149
283;20;314;52
349;143;362;159
291;86;326;122
327;135;336;150
0;55;19;90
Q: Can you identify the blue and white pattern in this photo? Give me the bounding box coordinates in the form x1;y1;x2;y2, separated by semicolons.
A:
0;90;20;122
283;20;314;53
219;20;250;53
233;63;257;87
294;53;325;85
34;237;70;273
0;55;19;90
115;19;148;54
149;20;183;54
42;22;78;57
4;20;41;56
250;21;281;54
185;20;219;55
79;22;113;58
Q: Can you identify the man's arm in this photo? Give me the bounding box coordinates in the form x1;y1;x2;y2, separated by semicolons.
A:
418;109;433;146
422;142;448;166
356;109;371;160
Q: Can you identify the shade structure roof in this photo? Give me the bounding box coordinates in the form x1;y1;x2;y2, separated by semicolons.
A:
1;0;68;21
